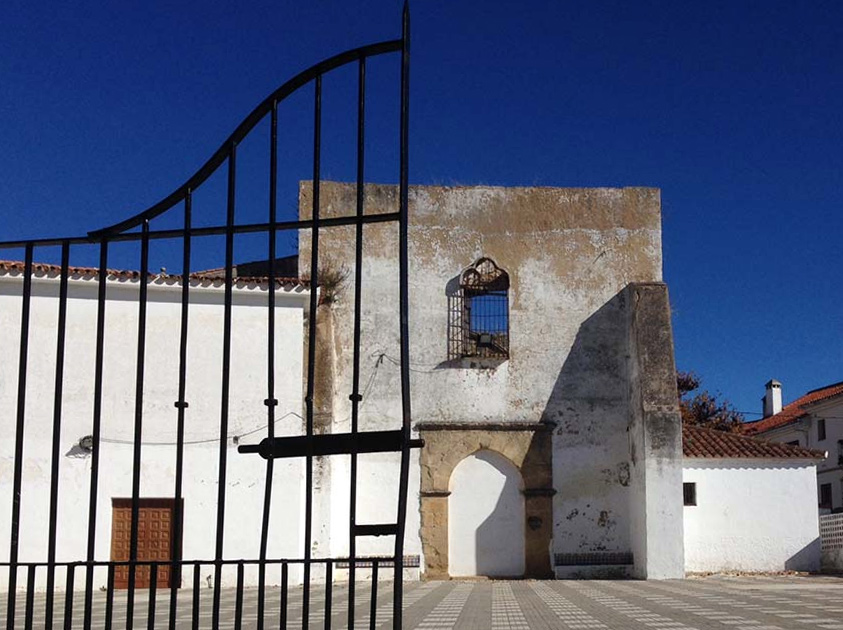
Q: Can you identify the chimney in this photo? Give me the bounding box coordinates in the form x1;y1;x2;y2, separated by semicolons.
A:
762;379;782;417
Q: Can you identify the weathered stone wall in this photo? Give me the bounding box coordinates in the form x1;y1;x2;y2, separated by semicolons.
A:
298;182;669;576
626;282;685;578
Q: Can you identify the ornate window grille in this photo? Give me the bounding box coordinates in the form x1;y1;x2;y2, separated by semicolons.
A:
448;257;510;360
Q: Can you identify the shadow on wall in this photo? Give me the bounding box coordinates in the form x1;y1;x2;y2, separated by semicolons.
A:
786;537;822;572
542;289;633;558
449;450;525;578
475;452;525;577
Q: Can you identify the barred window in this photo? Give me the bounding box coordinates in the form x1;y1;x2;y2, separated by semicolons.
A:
448;257;509;360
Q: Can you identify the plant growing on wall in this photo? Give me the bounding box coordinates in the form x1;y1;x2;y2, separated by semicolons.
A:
302;257;349;305
677;371;745;433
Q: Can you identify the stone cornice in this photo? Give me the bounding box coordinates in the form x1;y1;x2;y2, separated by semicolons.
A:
415;421;555;432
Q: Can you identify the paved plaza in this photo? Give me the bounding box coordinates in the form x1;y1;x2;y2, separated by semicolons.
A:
5;575;843;629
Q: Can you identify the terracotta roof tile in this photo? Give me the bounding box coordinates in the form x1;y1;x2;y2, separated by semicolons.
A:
0;260;309;290
683;424;825;460
743;381;843;436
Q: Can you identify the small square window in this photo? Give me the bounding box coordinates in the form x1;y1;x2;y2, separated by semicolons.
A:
683;482;697;506
819;418;827;441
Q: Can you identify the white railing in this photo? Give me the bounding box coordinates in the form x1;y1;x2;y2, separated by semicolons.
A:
820;513;843;550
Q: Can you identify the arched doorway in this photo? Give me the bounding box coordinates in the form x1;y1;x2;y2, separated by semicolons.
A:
448;450;525;577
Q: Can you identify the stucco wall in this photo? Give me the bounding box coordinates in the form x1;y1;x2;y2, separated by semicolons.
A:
0;275;308;589
683;459;821;573
298;182;673;575
626;283;685;579
756;398;842;511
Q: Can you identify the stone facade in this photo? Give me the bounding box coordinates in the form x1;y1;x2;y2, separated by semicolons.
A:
299;182;685;579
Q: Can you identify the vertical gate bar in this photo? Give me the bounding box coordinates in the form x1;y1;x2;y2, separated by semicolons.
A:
6;243;32;630
393;6;412;628
64;564;75;630
234;561;244;630
368;561;378;630
105;564;115;630
258;563;267;629
258;101;279;630
85;239;109;630
24;564;36;630
323;561;333;630
127;220;151;630
257;563;267;630
169;191;192;630
45;241;70;630
191;563;200;630
147;562;158;630
279;562;288;630
303;73;322;630
213;145;237;630
348;55;367;630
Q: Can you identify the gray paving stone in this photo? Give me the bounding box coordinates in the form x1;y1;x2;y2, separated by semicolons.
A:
3;576;843;628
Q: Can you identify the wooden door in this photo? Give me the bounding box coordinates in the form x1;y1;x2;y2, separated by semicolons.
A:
111;498;181;589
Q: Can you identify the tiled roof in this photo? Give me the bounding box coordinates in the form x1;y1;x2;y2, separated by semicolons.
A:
683;424;825;460
0;260;309;290
743;381;843;436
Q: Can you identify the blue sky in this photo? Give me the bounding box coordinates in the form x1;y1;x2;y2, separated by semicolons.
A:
1;0;840;416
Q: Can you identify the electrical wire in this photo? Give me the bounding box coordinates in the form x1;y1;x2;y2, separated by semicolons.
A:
376;352;441;374
738;411;843;420
95;354;387;447
98;411;304;447
92;351;843;444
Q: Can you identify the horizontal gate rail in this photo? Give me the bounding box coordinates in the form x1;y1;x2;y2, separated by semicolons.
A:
238;430;424;459
3;558;404;567
0;213;402;250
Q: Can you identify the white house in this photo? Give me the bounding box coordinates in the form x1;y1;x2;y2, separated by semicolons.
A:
682;424;824;573
0;261;310;590
744;380;843;511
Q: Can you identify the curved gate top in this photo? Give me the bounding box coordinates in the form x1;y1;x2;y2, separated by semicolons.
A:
1;4;417;629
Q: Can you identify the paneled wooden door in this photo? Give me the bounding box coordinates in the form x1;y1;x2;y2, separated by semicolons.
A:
111;498;182;589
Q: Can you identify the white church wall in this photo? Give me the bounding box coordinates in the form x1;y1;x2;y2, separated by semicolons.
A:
299;182;673;577
0;275;309;590
683;459;821;573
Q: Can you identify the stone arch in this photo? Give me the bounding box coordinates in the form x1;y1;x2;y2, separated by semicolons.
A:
417;422;554;578
448;450;525;577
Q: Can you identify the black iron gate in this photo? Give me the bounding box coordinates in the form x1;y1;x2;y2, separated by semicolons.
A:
2;5;416;629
